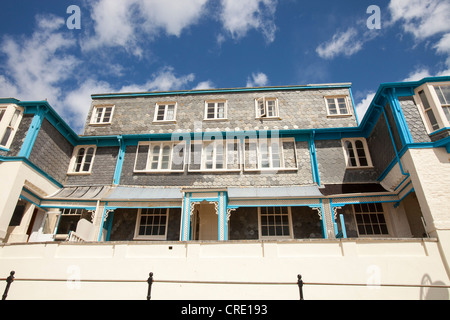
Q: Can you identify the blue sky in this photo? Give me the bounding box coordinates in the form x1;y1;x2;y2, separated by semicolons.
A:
0;0;449;133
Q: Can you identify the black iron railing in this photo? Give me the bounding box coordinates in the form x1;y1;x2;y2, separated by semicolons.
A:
3;271;450;300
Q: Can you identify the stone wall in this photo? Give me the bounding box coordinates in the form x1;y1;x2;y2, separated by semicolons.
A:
83;88;357;136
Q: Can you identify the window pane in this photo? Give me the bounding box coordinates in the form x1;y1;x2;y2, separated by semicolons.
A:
151;146;161;170
327;99;337;114
9;110;21;127
355;140;368;166
95;108;103;123
337;98;348;114
217;103;225;118
267;100;276;117
0;109;5;122
354;204;389;236
419;90;431;110
419;90;440;131
260;207;290;237
216;143;224;169
0;127;12;146
74;148;85;172
135;144;149;171
443;106;450;122
207;103;215;119
426;109;439;130
205;142;214;169
260;143;270;168
258;99;266;117
345;141;357;166
157;106;165;121
436;86;450;105
138;209;168;237
161;146;171;170
82;148;95;172
166;105;175;120
271;141;281;168
103;107;112;123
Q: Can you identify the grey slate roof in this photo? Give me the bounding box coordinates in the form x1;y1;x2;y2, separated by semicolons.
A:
227;186;322;199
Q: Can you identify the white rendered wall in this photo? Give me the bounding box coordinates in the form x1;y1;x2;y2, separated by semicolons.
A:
0;239;448;300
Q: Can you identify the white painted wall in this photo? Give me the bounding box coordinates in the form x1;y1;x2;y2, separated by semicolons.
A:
0;239;448;300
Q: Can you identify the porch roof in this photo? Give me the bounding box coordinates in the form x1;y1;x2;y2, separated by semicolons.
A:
227;186;322;199
105;186;182;200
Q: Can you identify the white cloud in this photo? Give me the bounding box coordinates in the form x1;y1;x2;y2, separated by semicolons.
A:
0;14;201;133
388;0;450;78
389;0;450;40
193;81;215;90
402;68;433;82
355;92;376;123
246;72;269;87
316;28;363;59
219;0;277;43
0;14;79;110
83;0;209;54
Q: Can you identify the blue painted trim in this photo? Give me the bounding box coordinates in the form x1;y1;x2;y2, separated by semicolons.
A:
223;192;229;241
181;193;189;241
0;98;21;104
349;87;359;126
429;126;450;136
0;156;63;188
308;132;321;186
19;194;42;209
385;89;414;146
105;211;114;241
0;146;10;152
18;106;46;158
339;214;347;239
113;136;126;185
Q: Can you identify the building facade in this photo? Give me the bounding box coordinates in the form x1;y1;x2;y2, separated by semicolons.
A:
0;77;449;300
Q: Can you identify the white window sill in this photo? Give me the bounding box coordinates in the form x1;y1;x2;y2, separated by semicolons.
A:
326;114;352;118
255;117;282;121
152;120;177;124
67;172;93;176
244;167;298;172
345;166;374;170
89;122;112;126
203;118;228;121
134;170;184;174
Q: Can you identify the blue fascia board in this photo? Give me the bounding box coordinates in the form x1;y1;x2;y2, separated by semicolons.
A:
0;98;21;104
349;87;359;126
18;101;79;146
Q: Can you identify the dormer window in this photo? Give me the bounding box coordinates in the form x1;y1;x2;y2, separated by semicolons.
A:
90;105;114;125
325;96;350;116
342;138;373;168
414;83;450;133
255;98;279;118
434;85;450;123
68;145;97;174
205;100;227;120
154;103;177;122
